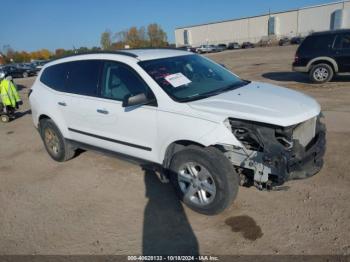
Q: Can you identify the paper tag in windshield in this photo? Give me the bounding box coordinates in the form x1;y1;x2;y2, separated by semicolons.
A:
165;73;191;88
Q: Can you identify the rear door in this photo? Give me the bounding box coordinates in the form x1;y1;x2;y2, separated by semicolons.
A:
57;60;104;145
333;33;350;72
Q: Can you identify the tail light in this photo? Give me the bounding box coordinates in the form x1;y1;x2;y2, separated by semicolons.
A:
294;54;299;63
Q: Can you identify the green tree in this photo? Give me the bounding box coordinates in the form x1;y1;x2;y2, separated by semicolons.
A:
76;46;89;53
91;46;101;52
100;30;112;50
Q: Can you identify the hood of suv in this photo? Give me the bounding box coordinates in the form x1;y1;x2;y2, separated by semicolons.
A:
188;81;320;127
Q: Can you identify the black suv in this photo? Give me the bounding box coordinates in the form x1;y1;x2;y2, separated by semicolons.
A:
293;29;350;83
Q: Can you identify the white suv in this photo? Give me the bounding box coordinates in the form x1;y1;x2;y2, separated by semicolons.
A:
29;49;326;215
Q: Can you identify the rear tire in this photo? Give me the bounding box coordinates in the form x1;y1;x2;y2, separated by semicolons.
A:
309;63;333;83
1;115;10;123
40;119;75;162
169;146;239;215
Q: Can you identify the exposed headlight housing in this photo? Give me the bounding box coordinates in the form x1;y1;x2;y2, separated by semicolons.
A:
226;118;296;152
226;118;264;151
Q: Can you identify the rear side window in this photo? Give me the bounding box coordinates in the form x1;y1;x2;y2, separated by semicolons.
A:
66;60;102;96
40;63;68;92
40;60;102;96
299;34;335;52
334;33;350;49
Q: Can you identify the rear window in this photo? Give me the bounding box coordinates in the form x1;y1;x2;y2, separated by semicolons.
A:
40;60;101;96
40;63;68;92
299;34;335;52
333;33;350;49
66;60;102;96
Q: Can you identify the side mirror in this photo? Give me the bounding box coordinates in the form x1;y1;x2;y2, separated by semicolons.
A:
122;93;156;108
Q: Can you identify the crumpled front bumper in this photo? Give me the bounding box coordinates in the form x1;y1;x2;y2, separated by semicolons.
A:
287;128;326;180
227;115;326;186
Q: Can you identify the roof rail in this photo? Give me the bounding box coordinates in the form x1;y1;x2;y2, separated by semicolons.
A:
50;50;138;62
312;28;350;35
122;47;180;51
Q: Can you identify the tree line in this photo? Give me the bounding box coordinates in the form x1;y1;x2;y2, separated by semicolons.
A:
0;48;52;64
0;23;168;64
0;46;102;64
100;23;168;50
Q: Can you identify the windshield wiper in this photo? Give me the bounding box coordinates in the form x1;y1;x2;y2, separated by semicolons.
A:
206;80;251;97
179;80;251;102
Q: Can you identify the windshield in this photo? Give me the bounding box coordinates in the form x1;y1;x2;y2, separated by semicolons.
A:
139;54;248;102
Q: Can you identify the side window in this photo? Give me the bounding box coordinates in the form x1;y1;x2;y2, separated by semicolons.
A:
66;60;101;96
100;61;152;101
334;34;350;49
40;63;68;92
301;35;334;52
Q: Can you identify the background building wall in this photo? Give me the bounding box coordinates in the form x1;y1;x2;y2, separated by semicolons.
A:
276;11;298;37
175;1;350;47
298;2;345;35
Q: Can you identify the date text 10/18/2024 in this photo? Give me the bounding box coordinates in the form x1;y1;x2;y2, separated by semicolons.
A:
127;256;219;261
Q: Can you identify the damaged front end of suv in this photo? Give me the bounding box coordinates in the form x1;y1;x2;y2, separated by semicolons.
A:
221;114;326;189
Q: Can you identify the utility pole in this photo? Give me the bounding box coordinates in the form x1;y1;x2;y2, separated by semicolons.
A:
296;8;299;36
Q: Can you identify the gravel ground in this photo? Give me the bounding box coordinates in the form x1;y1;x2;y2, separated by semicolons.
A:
0;45;349;255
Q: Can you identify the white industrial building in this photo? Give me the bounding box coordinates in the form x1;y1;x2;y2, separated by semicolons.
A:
175;1;350;47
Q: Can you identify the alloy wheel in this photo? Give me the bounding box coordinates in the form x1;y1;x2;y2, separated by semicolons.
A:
44;128;60;155
313;67;329;82
178;162;216;206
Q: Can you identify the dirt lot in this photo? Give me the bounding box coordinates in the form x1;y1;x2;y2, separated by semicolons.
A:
0;45;349;255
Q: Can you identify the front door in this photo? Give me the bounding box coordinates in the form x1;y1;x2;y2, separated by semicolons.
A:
75;60;158;162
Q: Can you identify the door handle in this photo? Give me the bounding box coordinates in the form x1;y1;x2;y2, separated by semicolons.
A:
58;102;67;106
97;109;109;114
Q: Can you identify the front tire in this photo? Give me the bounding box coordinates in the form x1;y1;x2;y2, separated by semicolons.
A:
22;72;28;78
40;119;75;162
309;63;333;83
169;146;239;215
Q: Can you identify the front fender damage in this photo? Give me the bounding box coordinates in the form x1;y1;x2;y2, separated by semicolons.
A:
218;115;326;190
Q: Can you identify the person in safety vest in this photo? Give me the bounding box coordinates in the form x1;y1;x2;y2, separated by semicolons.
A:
0;71;22;122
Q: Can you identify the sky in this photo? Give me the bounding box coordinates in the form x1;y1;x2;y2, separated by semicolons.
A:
0;0;336;52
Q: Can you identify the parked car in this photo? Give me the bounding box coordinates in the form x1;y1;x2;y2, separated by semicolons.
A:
293;29;350;83
29;49;326;215
14;63;38;75
216;44;227;52
241;42;255;49
290;36;305;45
227;42;241;49
177;45;197;53
1;64;36;78
34;60;49;71
196;45;217;53
187;46;197;53
279;37;290;46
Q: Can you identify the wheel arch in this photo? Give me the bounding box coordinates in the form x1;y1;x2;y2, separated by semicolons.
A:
307;57;338;72
37;113;70;138
162;140;205;168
